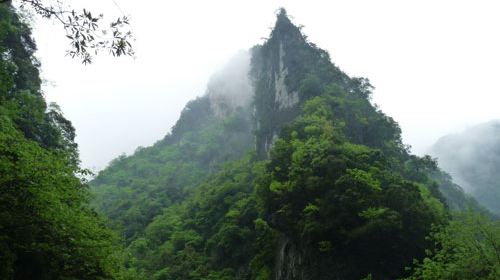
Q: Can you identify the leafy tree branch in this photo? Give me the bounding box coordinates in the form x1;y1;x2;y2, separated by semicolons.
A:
3;0;134;64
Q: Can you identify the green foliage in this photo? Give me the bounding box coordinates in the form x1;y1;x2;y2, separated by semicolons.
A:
406;211;500;280
256;93;447;279
299;74;322;99
0;4;79;161
88;9;493;280
250;10;348;158
0;5;129;279
119;155;276;279
251;13;401;158
0;117;127;279
5;5;490;280
91;98;254;242
403;155;485;214
13;0;134;64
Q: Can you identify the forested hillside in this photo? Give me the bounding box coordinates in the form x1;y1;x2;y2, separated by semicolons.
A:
90;9;499;280
91;95;254;242
0;3;129;279
1;3;499;280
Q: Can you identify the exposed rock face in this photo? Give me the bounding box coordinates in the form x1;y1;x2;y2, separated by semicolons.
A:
264;132;279;156
274;43;299;110
275;237;346;280
275;238;304;280
251;9;307;158
249;9;363;279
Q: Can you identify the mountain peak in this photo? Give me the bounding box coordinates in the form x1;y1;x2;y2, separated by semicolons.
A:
276;7;289;25
270;8;305;44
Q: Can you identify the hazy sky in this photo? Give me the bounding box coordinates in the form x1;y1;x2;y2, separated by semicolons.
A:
32;0;500;171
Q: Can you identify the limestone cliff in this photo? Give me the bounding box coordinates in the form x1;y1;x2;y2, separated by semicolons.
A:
250;9;349;158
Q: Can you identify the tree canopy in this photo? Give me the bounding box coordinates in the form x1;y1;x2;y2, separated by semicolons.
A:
0;4;131;278
2;5;498;280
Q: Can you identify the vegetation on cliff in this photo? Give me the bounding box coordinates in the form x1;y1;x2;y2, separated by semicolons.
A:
2;5;498;280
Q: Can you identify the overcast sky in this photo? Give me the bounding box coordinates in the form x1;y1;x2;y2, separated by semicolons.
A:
32;0;500;171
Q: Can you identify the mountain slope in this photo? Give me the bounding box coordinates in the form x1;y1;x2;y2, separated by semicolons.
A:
91;52;255;241
430;121;500;215
91;8;483;280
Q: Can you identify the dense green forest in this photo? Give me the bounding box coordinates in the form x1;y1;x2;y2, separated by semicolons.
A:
90;9;499;280
0;4;129;279
1;4;499;280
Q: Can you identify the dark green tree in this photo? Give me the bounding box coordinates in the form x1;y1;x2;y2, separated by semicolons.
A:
406;212;500;280
0;4;130;279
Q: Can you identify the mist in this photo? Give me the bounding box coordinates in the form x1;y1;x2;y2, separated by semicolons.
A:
6;1;500;277
32;0;500;171
207;50;253;118
429;120;500;214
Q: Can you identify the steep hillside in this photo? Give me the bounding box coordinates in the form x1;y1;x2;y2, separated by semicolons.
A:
0;4;128;279
91;52;255;241
430;121;500;215
91;9;490;280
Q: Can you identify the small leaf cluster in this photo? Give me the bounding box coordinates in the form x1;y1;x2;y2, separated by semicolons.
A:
14;0;134;64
